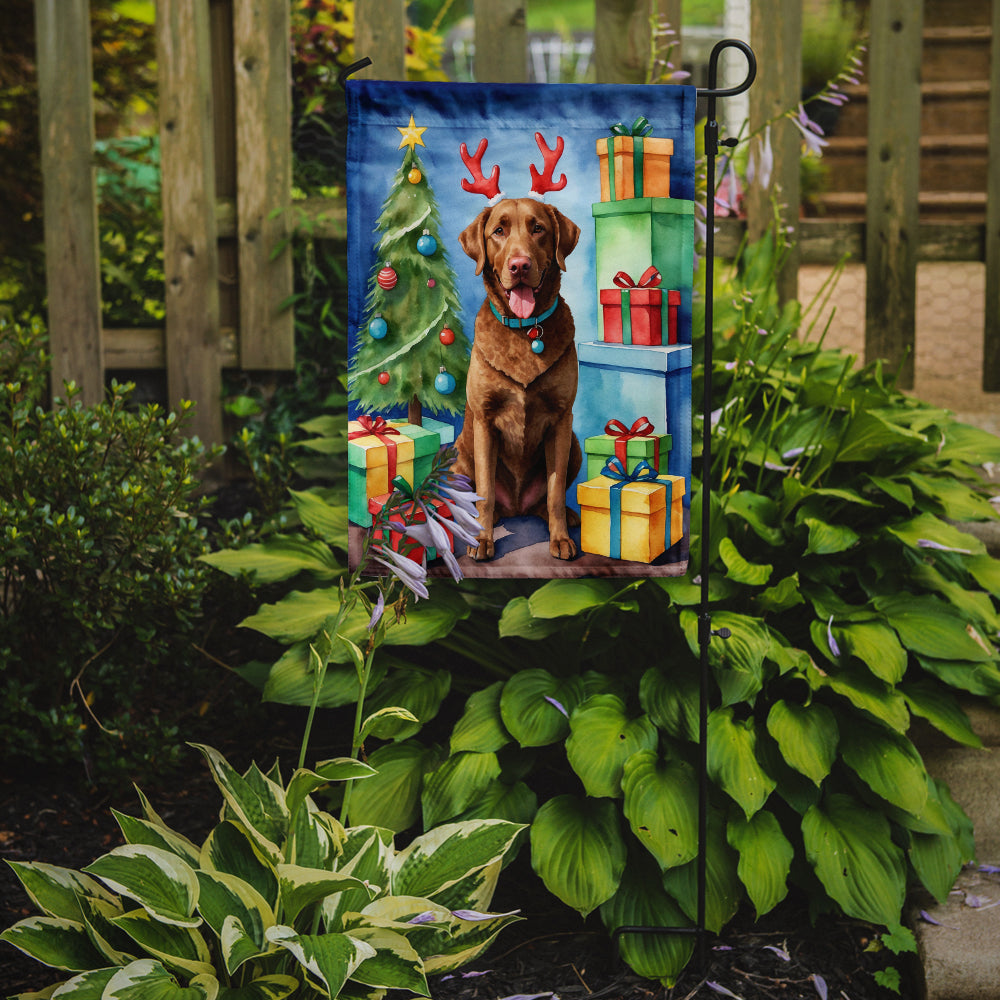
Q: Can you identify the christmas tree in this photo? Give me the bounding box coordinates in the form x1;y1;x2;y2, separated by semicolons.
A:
350;115;470;426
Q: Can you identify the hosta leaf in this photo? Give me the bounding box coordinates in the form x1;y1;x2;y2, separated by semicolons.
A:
621;751;699;870
200;822;278;910
76;895;135;966
265;926;375;997
906;472;998;522
529;795;626;917
639;663;699;742
727;811;793;917
910;562;1000;633
111;908;213;977
103;959;218;1000
755;573;805;614
966;553;1000;598
661;810;741;933
450;682;511;754
46;967;117;998
421;751;502;828
285;760;376;823
276;865;373;925
498;596;564;639
322;829;393;931
718;537;772;586
916;655;1000;697
360;706;421;742
347;740;442;832
362;667;451;740
833;621;907;683
707;708;776;818
803;517;859;556
901;680;982;748
0;916;107;971
83;846;200;928
838;718;929;816
724;490;784;545
288;488;349;547
200;535;340;584
765;700;838;786
812;662;910;732
527;579;619;618
453;779;538;827
345;926;428;994
259;644;370;709
599;853;694;987
422;907;522;974
834;409;926;463
112;812;201;868
215;975;299;1000
875;594;995;662
5;862;118;923
195;871;273;973
393;820;524;901
909;828;965;905
499;670;585;747
802;793;906;926
887;511;986;557
681;610;770;707
566;695;658;798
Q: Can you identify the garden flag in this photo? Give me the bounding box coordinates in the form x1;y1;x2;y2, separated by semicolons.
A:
346;81;697;578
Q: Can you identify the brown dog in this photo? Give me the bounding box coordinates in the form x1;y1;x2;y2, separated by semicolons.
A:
453;198;582;561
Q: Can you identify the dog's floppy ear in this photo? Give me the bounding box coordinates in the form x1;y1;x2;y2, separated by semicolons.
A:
546;204;580;272
458;207;492;276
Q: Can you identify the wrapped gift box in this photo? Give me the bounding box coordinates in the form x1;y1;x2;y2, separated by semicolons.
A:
597;135;673;202
387;419;440;486
348;416;416;526
584;418;671;480
367;492;454;563
592;198;694;345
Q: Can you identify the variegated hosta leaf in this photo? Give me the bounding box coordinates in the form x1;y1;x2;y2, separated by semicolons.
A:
276;865;375;925
706;707;776;819
565;695;658;799
838;717;929;817
344;926;429;995
347;740;442;833
621;751;699;871
0;916;107;971
214;974;300;999
529;795;626;917
288;802;343;871
499;669;585;747
195;871;274;974
765;700;838;786
77;894;136;966
102;958;218;999
421;907;522;975
191;745;288;863
727;810;793;918
265;926;376;998
46;966;118;997
285;760;376;823
110;908;214;978
200;822;278;910
420;751;502;828
424;859;501;916
323;829;393;931
802;793;906;926
4;861;118;922
450;681;511;754
83;846;200;928
599;853;694;987
112;810;202;868
391;820;524;901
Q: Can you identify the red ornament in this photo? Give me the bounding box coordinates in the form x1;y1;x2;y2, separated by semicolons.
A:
377;265;398;290
427;278;436;288
439;327;455;345
377;371;391;385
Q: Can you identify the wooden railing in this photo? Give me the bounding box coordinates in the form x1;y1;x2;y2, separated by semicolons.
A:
32;0;1000;446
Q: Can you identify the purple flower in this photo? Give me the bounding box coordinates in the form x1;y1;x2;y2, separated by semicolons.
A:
827;616;841;658
917;538;973;555
746;125;773;191
451;908;521;921
367;590;385;631
707;983;742;999
791;104;829;157
544;695;569;717
812;974;828;1000
407;911;438;925
763;944;790;961
371;544;429;600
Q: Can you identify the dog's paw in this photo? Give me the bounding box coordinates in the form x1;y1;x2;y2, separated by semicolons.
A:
468;536;495;561
549;535;577;560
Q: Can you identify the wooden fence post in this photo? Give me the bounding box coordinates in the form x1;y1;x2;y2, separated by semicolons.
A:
746;0;801;306
594;0;652;84
233;0;294;370
34;0;104;405
157;0;223;445
473;0;526;82
354;0;407;80
983;0;1000;391
864;0;923;390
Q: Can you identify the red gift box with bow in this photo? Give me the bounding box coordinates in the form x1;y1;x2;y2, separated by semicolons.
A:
600;266;680;346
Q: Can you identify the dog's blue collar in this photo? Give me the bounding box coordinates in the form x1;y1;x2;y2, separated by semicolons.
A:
489;295;560;329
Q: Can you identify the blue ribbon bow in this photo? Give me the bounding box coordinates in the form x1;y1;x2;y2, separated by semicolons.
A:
600;457;659;559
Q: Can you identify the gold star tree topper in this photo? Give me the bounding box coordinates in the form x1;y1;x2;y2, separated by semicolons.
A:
397;114;427;151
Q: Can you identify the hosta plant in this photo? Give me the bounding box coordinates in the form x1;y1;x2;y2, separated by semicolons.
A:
1;744;523;999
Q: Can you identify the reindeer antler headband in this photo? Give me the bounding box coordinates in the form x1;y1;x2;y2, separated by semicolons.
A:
460;132;568;204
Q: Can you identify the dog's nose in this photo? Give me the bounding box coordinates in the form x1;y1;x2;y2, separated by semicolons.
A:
508;256;532;280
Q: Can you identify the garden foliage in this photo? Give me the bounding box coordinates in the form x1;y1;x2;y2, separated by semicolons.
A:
202;232;1000;985
0;317;219;782
1;744;524;998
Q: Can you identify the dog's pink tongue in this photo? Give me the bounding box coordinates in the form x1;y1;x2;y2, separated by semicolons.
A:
509;284;536;319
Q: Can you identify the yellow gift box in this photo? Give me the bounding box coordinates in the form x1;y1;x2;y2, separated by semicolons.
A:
597;135;673;202
347;417;415;526
577;460;685;563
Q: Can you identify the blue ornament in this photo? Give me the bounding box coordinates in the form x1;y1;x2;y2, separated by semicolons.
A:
417;230;438;256
434;367;456;395
531;337;545;354
369;315;388;340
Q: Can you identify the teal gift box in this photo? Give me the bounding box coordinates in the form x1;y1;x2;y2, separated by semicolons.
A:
584;417;671;480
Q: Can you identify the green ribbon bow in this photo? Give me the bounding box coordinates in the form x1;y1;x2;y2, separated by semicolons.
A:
604;116;653;199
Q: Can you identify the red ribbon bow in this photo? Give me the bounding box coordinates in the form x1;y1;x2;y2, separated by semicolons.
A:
604;416;659;469
349;414;401;482
613;265;661;290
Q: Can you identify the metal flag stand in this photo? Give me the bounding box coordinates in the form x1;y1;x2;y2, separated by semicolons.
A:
611;37;756;972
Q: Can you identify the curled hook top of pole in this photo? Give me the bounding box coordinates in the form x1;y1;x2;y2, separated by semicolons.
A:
338;57;373;89
697;39;756;99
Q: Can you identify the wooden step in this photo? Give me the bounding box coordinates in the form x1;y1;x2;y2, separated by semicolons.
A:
922;25;993;83
813;189;987;222
922;0;992;28
832;80;991;137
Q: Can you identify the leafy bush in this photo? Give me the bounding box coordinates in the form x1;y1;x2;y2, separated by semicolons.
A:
210;233;1000;986
1;743;524;998
0;317;221;783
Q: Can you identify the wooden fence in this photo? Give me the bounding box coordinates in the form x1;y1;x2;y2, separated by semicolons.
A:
33;0;1000;445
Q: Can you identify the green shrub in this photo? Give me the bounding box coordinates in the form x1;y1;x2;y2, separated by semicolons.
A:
0;317;221;783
